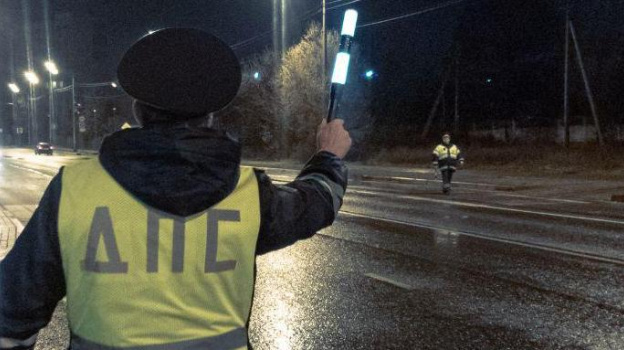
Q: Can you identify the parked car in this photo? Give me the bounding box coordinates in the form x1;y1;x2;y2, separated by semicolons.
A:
35;142;54;155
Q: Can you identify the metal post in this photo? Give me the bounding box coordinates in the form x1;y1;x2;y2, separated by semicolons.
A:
72;76;77;151
563;11;570;148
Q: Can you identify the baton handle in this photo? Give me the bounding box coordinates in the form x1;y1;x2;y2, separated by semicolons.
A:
326;85;337;122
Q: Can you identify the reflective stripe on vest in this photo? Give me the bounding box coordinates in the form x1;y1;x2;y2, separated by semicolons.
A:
70;328;247;350
58;159;260;349
433;144;460;160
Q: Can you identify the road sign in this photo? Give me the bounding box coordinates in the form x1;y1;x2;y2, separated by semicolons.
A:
16;127;24;135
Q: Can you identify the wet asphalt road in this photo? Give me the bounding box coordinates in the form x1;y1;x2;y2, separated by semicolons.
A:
0;150;622;349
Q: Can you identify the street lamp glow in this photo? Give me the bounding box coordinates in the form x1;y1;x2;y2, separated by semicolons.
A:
148;30;156;35
8;83;20;93
253;72;261;80
331;52;351;85
341;9;359;37
111;82;118;88
365;70;375;79
44;61;59;75
24;71;40;85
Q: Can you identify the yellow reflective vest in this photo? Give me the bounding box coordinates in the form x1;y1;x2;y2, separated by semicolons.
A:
432;144;462;170
58;159;260;349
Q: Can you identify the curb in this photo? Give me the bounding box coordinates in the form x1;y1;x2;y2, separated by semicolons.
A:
0;207;24;262
54;147;99;156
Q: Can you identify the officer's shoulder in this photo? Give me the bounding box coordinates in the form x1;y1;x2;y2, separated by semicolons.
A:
63;157;102;175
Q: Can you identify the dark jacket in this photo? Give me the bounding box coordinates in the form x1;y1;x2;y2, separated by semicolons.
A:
0;126;348;349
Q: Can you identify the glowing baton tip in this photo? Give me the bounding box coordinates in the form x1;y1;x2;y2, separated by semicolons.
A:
341;9;359;37
332;52;351;85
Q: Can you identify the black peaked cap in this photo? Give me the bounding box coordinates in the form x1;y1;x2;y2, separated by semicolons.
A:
118;28;241;117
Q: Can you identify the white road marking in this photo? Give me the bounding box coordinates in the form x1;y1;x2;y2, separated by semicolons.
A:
342;211;624;266
8;217;24;233
457;187;590;205
7;164;53;178
364;273;414;290
268;172;591;205
350;189;624;226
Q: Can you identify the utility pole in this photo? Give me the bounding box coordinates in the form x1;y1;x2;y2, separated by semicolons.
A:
454;56;460;135
273;0;280;59
72;76;77;152
569;20;604;146
22;0;35;145
322;0;327;83
421;70;451;140
44;0;55;144
563;9;570;148
281;0;288;56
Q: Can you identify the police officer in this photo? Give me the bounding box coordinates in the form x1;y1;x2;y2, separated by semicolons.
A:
432;132;464;195
0;28;351;350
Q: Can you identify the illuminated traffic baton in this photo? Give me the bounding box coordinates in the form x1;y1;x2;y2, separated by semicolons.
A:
327;9;359;122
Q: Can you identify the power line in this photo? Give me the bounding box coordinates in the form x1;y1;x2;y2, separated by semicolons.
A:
358;0;472;28
231;28;275;49
230;0;366;50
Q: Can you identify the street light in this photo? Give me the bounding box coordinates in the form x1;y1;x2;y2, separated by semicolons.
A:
24;71;40;85
44;61;59;75
8;83;20;94
111;82;118;88
253;72;261;81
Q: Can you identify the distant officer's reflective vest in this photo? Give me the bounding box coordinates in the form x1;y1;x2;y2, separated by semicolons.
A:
433;144;461;170
58;159;260;350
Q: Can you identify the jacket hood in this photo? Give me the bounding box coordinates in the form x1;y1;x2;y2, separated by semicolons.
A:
98;127;241;217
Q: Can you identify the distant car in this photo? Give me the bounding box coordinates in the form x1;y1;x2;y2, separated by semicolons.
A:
35;142;54;155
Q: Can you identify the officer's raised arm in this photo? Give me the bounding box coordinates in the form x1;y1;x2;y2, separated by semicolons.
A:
255;119;351;255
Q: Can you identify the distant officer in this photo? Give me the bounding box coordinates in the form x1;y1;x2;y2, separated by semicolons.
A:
432;132;464;194
0;28;351;350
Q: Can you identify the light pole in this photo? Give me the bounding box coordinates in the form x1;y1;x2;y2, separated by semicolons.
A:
44;60;59;144
7;83;21;145
322;0;327;82
24;71;40;145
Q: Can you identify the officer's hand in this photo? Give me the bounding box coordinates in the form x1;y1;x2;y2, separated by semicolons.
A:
317;119;352;159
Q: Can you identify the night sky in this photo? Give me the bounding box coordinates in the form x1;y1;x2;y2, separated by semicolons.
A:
2;0;624;139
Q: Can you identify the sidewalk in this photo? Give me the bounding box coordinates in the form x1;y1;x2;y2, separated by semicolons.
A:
0;207;25;262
